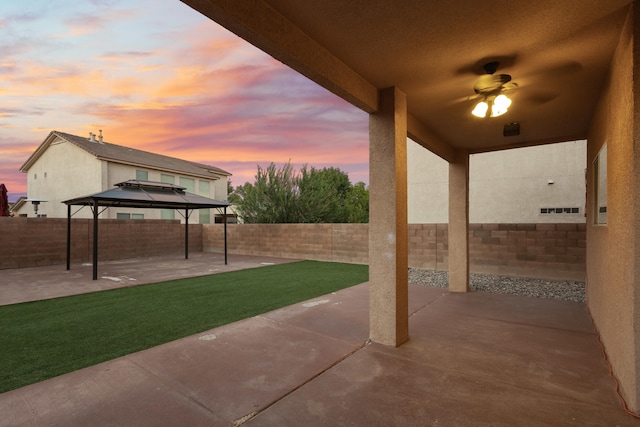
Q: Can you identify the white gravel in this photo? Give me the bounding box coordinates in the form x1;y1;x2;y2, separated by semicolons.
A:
408;268;586;302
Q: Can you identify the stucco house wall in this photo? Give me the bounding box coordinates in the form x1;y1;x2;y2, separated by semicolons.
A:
19;139;103;219
408;139;587;224
104;163;227;222
586;6;640;411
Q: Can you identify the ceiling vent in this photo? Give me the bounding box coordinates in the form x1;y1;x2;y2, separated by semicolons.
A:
503;122;520;137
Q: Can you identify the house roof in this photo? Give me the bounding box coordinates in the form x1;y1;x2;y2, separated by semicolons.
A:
8;196;27;214
20;130;231;180
63;179;230;210
183;0;631;159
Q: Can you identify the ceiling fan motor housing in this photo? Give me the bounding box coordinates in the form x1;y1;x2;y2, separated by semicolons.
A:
474;61;513;95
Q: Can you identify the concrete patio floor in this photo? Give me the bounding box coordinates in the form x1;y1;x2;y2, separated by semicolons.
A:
0;254;638;426
0;252;300;306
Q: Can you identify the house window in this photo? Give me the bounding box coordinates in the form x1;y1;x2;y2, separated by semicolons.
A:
136;170;148;181
161;209;175;220
161;174;174;184
179;177;195;193
198;180;210;196
594;143;607;225
117;213;144;220
199;208;211;224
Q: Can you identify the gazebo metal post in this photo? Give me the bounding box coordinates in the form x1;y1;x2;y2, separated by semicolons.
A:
185;208;189;259
66;204;71;270
92;199;99;280
224;206;228;265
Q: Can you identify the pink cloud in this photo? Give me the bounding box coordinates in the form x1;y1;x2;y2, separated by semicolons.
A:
59;7;137;38
96;51;154;62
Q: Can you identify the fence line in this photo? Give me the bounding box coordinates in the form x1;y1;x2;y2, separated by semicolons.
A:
0;218;585;280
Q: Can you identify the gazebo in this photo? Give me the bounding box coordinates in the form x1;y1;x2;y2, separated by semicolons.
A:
63;180;230;280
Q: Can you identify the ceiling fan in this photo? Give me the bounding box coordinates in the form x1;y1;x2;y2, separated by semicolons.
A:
470;61;517;118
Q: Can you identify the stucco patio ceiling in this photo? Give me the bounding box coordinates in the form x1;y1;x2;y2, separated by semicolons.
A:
182;0;631;158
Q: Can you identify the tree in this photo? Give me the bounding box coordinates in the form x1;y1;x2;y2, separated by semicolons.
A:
234;163;298;223
227;179;241;204
346;181;369;223
231;162;369;223
297;165;350;223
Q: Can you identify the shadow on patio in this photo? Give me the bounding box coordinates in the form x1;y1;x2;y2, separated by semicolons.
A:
0;254;636;426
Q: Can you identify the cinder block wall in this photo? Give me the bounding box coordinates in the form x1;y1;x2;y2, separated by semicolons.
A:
408;224;448;270
0;218;585;280
204;223;369;264
204;223;585;281
467;223;586;280
0;217;202;269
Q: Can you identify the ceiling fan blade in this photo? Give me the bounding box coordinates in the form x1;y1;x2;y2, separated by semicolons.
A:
447;93;482;106
519;60;583;82
520;89;559;105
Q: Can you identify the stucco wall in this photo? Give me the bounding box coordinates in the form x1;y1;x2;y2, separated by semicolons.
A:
408;139;587;224
16;138;103;219
104;163;226;223
586;5;640;411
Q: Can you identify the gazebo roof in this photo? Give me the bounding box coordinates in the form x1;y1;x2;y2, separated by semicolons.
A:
63;180;230;210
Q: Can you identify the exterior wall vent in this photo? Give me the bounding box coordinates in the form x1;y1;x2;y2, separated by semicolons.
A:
540;207;580;214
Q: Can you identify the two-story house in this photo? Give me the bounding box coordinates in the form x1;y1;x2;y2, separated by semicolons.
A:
15;130;231;223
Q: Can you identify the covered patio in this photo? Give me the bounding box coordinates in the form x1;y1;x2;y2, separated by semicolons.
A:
180;0;640;415
3;1;638;423
0;256;635;425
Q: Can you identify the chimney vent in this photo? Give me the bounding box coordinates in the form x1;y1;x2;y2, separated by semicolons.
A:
98;129;103;143
89;132;96;142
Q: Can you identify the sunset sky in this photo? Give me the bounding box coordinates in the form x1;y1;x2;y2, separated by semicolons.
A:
0;0;369;202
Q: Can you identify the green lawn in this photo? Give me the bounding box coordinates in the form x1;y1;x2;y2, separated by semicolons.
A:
0;260;368;394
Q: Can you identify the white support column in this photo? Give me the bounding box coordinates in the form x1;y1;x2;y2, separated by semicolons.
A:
369;87;409;346
448;148;470;292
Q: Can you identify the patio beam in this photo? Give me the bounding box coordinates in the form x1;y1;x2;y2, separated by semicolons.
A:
407;113;456;163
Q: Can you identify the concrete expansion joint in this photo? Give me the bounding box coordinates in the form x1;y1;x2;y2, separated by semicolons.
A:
234;339;369;425
265;314;369;349
409;290;448;317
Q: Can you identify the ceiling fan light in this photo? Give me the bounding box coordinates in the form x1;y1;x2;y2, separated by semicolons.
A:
472;101;489;118
491;94;511;117
494;94;512;109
